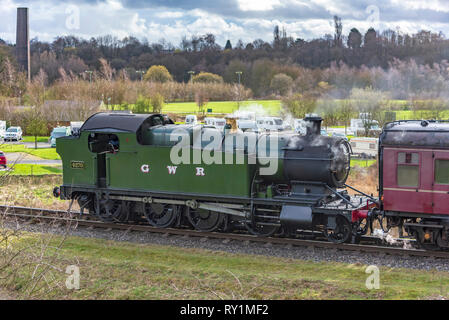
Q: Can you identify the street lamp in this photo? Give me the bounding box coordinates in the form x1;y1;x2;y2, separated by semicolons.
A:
85;70;93;83
235;71;243;110
188;71;195;83
136;70;145;81
235;71;242;85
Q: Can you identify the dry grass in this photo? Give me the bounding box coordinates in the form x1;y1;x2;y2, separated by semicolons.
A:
346;164;378;196
0;176;70;210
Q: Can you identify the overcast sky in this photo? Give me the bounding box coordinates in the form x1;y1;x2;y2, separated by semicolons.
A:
1;0;449;46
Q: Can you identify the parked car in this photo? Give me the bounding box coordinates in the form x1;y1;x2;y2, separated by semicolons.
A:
0;151;6;168
5;127;22;141
204;117;227;131
332;132;349;140
350;137;378;159
50;127;71;148
185;115;198;125
0;121;6;139
70;121;84;135
256;117;284;131
238;120;259;132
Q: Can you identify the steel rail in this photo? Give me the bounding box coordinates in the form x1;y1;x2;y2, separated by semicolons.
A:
1;205;447;260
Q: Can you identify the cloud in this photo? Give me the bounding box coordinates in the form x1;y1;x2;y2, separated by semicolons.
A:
1;0;449;46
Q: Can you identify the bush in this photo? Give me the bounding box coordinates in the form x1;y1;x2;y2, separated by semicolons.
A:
150;93;164;113
133;95;152;113
192;72;223;84
144;65;173;83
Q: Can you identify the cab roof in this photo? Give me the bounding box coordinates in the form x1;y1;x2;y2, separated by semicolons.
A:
81;113;153;133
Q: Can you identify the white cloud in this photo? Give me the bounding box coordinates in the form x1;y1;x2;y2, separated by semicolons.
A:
390;0;449;13
238;0;282;11
1;0;449;46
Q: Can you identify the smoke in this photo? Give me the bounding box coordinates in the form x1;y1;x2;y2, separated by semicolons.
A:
372;228;412;249
231;103;268;120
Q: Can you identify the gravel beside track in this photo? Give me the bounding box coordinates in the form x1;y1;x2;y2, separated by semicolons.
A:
3;207;449;272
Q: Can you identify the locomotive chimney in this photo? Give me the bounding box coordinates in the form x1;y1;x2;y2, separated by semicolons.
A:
304;115;323;136
16;7;30;82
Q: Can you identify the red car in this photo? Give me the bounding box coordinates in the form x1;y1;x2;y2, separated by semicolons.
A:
0;151;7;168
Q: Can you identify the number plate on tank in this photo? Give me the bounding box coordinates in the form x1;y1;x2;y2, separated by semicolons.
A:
71;161;85;169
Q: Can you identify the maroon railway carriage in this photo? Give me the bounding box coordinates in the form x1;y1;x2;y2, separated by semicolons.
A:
378;120;449;249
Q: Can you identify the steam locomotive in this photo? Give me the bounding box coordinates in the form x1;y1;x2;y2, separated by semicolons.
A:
52;113;449;249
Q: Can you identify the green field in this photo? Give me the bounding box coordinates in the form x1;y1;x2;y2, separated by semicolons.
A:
1;231;448;299
22;136;50;143
111;100;283;115
0;164;62;176
351;159;377;168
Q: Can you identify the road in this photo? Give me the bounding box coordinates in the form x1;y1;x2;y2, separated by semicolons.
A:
5;152;61;165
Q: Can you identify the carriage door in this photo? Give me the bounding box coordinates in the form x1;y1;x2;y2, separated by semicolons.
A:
431;151;449;215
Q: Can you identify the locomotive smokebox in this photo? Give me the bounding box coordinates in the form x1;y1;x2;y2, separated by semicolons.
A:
304;115;322;136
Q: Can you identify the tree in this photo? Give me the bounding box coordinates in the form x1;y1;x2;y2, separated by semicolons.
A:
195;89;209;114
338;100;355;135
224;40;232;50
333;16;343;48
281;93;317;118
317;99;339;128
270;73;293;96
349;87;388;136
143;65;173;83
348;28;362;49
150;93;165;113
24;108;48;149
192;72;223;84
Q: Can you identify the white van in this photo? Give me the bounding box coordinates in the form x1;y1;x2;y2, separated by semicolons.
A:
185;115;198;125
256;117;284;131
350;119;381;136
70;121;84;135
0;121;6;139
350;137;378;159
204;117;227;131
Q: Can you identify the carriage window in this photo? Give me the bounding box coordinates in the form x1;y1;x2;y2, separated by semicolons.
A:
369;143;376;149
398;152;419;164
435;159;449;184
397;152;419;187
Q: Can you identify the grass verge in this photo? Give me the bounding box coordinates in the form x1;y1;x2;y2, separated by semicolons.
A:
351;159;377;168
0;164;62;176
1;231;449;299
22;136;50;143
0;144;60;160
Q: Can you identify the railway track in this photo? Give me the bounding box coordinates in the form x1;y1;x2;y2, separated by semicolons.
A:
1;205;449;260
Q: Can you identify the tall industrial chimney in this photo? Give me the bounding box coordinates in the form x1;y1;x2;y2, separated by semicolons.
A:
16;7;30;82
